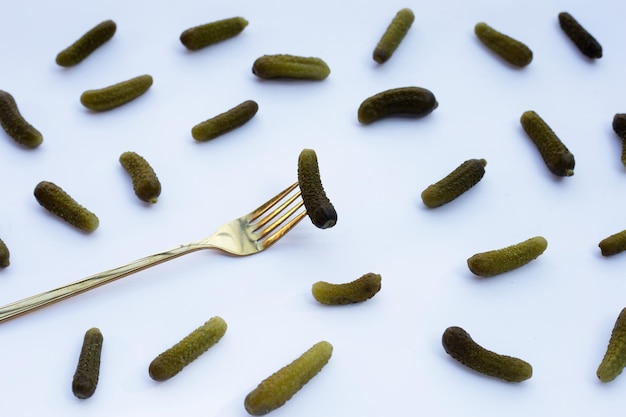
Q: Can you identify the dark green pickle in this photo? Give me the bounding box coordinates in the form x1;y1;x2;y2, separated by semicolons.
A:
149;316;227;381
34;181;99;232
297;149;337;229
180;17;248;50
72;327;103;399
0;238;9;268
611;114;626;167
474;22;533;67
599;229;626;256
358;87;438;124
373;8;414;64
80;74;153;111
312;272;381;305
119;151;161;204
520;110;575;177
244;341;333;416
252;55;330;80
467;236;548;277
442;326;532;382
558;12;602;59
421;159;486;208
0;90;43;148
597;307;626;382
56;20;117;67
192;100;258;142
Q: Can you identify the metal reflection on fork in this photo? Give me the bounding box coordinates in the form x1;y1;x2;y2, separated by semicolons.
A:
0;182;306;324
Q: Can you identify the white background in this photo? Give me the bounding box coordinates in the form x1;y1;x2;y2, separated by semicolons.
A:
0;0;625;415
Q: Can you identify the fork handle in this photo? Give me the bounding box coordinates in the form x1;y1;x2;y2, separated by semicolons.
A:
0;242;208;323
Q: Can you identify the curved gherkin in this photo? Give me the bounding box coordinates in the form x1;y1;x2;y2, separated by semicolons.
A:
180;17;248;50
373;8;414;63
358;86;438;124
421;159;486;208
467;236;548;277
119;151;161;204
80;74;153;111
297;149;337;229
312;272;381;305
34;181;99;232
597;308;626;382
56;20;117;66
0;90;43;148
474;22;533;67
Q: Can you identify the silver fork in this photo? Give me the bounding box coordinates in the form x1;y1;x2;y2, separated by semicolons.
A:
0;182;306;324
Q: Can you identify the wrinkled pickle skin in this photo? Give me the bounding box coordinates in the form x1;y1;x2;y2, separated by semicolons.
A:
244;341;333;416
520;110;575;177
358;86;438;124
312;272;382;305
373;8;415;64
558;12;602;59
421;159;486;208
474;22;533;67
80;74;153;111
0;238;9;268
599;229;626;257
180;17;248;50
612;114;626;167
0;90;43;148
192;100;258;142
297;149;337;229
34;181;99;232
56;20;117;67
252;55;330;80
442;326;532;382
597;307;626;382
119;151;161;204
149;316;227;381
72;327;104;399
467;236;548;277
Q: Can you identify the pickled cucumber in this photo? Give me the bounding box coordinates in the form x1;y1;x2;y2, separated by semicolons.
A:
297;149;337;229
599;229;626;256
558;12;602;59
520;110;575;177
191;100;258;142
149;316;227;381
72;327;103;399
56;20;117;67
373;8;414;64
180;17;248;50
33;181;99;232
442;326;532;382
0;90;43;148
0;238;9;268
597;307;626;382
474;22;533;67
357;86;438;124
252;55;330;80
312;272;381;305
119;151;161;204
421;159;486;208
244;341;333;415
80;74;153;111
467;236;548;277
612;114;626;167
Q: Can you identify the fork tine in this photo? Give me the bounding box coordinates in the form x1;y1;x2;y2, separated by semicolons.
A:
253;187;302;230
255;198;305;238
260;209;308;249
249;181;299;222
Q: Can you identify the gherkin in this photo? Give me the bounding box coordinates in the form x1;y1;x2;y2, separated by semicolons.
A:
599;229;626;257
252;55;330;80
358;86;438;124
80;74;153;111
34;181;99;232
312;272;381;305
72;327;104;399
597;307;626;382
0;90;43;148
0;238;9;268
149;316;227;381
119;151;161;203
373;8;414;64
192;100;258;142
474;22;533;67
467;236;548;277
611;114;626;167
244;341;333;415
421;159;486;208
558;12;602;59
297;149;337;229
56;20;117;67
180;17;248;50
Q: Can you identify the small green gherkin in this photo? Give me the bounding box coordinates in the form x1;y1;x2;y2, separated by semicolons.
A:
180;17;248;50
192;100;258;142
474;22;533;67
421;158;486;208
611;114;626;167
0;90;43;148
520;110;575;177
467;236;548;277
56;20;117;67
357;86;438;124
244;341;333;416
597;307;626;382
119;151;161;204
0;238;9;268
312;272;381;305
252;55;330;80
80;74;153;111
599;229;626;257
72;327;104;399
558;12;602;59
149;316;227;381
297;149;337;229
442;326;532;382
34;181;99;232
373;8;415;63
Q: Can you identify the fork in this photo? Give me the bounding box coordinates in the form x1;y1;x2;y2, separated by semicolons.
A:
0;182;306;324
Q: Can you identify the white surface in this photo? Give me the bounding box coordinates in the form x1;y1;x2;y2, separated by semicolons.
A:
0;0;625;415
